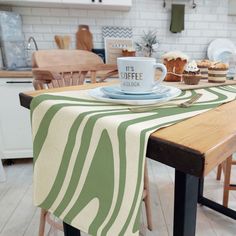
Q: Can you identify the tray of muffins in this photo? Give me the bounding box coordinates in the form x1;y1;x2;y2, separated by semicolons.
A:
160;51;236;90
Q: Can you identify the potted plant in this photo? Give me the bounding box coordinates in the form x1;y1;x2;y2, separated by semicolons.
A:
135;30;159;57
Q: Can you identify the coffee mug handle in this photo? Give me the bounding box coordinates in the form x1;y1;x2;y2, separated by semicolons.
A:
153;63;167;88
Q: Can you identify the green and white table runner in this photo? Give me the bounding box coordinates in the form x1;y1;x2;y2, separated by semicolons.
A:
31;85;236;236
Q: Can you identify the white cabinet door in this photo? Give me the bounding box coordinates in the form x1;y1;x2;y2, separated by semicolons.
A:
0;78;33;160
62;0;92;3
0;0;62;3
91;0;132;10
98;0;132;6
1;0;131;10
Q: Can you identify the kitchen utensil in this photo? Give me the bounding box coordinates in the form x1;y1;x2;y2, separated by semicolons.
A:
62;36;71;49
88;86;181;105
54;35;63;49
192;0;197;8
129;93;202;113
76;25;93;51
163;0;166;8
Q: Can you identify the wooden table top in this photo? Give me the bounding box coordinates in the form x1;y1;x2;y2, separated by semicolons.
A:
19;82;236;177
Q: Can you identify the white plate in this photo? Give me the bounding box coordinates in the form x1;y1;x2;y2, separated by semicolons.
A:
117;85;169;95
207;39;236;61
214;49;233;63
88;86;181;105
101;85;170;100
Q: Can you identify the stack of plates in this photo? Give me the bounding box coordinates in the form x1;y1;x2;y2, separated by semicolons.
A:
88;85;181;105
207;38;236;63
207;39;236;78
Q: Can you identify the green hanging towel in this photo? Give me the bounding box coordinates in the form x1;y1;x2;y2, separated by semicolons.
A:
170;4;185;33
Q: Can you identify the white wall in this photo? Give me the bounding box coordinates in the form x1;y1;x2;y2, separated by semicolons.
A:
10;0;236;60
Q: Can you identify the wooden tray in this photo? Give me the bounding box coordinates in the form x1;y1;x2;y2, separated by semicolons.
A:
162;79;236;90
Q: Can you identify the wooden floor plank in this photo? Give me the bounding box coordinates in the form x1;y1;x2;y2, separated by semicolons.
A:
0;161;27;201
0;159;236;236
0;161;33;233
0;185;36;236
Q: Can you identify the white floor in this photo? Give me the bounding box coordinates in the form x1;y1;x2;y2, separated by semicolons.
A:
0;158;235;236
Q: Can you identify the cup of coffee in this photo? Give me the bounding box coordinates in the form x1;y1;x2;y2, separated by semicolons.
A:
117;57;167;94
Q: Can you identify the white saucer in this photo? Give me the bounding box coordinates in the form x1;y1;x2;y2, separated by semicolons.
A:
119;85;169;95
88;85;181;105
101;85;171;100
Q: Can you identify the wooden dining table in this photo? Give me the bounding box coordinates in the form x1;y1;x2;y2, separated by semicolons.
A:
19;82;236;236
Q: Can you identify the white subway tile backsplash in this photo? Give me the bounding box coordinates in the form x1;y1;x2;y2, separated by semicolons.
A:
31;8;51;16
33;25;52;33
9;0;236;59
59;17;78;25
52;25;71;33
23;16;41;24
50;8;69;17
12;7;32;15
78;18;96;26
41;17;60;25
22;25;33;33
68;9;87;17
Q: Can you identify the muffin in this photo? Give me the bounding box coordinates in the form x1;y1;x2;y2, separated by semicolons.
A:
197;59;213;80
182;61;202;85
162;51;188;82
208;62;229;83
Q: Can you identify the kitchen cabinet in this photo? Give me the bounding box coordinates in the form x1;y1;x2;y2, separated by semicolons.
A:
61;0;132;10
0;0;62;5
0;0;132;11
0;78;33;161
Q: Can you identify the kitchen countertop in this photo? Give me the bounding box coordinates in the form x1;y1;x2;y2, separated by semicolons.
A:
0;70;33;78
0;70;118;79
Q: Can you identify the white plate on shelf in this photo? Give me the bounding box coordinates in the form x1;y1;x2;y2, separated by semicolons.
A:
207;39;236;61
101;85;171;100
213;49;233;63
88;85;181;105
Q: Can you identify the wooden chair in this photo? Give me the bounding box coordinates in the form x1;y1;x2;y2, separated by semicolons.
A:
216;155;236;207
32;51;153;235
32;49;118;84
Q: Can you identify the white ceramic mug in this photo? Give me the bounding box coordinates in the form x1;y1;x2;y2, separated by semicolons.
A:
117;57;167;94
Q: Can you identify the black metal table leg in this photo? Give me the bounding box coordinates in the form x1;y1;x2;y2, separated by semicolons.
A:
198;178;236;220
174;170;199;236
63;222;81;236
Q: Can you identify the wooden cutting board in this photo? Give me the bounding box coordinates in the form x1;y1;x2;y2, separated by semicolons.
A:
76;25;93;51
162;79;236;90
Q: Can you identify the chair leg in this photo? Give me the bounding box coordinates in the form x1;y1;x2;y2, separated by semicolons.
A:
216;163;222;180
144;160;153;231
39;209;47;236
223;155;233;207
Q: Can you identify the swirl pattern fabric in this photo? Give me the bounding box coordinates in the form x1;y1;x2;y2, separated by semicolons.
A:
31;85;236;236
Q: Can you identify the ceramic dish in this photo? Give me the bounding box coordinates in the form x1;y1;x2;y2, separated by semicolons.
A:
213;49;233;63
105;84;170;95
88;86;181;105
207;39;236;61
101;85;171;100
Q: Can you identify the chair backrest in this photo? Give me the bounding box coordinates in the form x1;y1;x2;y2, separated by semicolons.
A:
32;50;118;90
32;49;104;68
32;64;118;90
